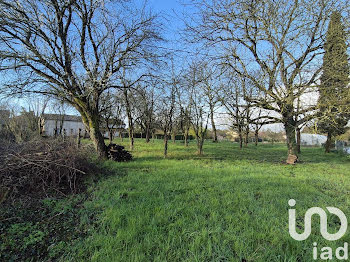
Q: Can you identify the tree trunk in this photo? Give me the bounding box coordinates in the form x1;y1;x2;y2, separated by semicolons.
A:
108;129;114;144
184;127;189;147
38;117;44;136
145;126;150;143
244;126;249;147
164;133;168;157
325;132;332;153
88;119;108;159
59;116;64;136
255;129;259;146
238;126;243;149
210;104;218;143
197;137;204;155
77;128;82;148
284;120;298;164
76;101;107;159
54;121;58;138
296;127;301;154
123;89;134;150
172;131;176;144
63;129;66;141
129;127;134;150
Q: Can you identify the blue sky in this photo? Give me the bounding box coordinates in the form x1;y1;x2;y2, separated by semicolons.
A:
2;1;191;112
149;0;181;12
0;0;286;131
148;0;190;42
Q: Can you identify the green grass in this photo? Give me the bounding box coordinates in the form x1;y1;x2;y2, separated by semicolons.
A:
65;139;350;261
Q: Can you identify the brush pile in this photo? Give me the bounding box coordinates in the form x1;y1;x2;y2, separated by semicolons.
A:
0;139;97;201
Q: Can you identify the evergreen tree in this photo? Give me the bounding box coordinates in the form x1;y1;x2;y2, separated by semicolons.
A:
318;11;350;153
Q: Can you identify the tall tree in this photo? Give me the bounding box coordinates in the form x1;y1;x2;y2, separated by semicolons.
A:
200;64;220;143
133;84;156;143
318;11;350;153
100;92;124;144
176;77;192;147
123;88;135;151
187;62;209;155
221;75;246;149
187;0;348;163
0;0;161;158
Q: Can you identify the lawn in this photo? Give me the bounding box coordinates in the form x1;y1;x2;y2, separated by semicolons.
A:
57;139;350;262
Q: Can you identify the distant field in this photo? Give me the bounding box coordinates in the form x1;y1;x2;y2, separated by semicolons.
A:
56;139;350;261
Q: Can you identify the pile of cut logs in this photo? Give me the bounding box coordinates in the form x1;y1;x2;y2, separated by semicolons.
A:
107;144;133;162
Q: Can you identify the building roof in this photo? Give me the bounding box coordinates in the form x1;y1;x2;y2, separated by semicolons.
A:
43;114;82;122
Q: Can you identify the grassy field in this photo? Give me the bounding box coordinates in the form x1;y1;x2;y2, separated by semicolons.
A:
57;139;350;262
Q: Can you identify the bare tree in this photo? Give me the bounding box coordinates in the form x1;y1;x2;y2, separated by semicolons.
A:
200;64;221;143
49;99;68;137
191;96;209;155
156;78;176;157
6;107;40;142
100;92;124;144
133;84;156;143
0;0;162;158
176;79;192;147
221;74;247;149
122;87;135;150
221;72;271;148
187;0;348;163
23;96;49;136
187;62;209;155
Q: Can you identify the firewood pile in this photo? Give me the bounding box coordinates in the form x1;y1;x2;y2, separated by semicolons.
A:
107;144;133;162
0;139;97;200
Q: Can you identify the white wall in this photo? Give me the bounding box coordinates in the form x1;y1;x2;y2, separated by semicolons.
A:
300;133;327;146
44;119;86;136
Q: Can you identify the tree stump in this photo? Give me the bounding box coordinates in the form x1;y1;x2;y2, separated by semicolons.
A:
286;154;298;165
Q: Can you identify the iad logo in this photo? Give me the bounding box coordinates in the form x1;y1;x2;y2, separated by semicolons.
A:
288;199;347;241
288;199;349;260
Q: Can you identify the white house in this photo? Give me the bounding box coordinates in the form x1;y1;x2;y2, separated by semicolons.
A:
42;114;86;137
41;114;125;139
300;133;327;146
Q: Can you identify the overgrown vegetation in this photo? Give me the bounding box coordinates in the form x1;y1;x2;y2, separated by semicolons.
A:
0;138;103;261
0;138;98;199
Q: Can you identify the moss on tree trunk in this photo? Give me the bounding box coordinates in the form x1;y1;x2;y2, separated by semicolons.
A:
284;119;298;164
